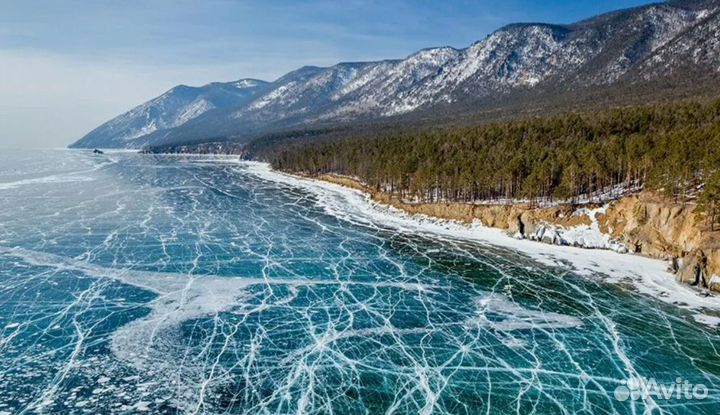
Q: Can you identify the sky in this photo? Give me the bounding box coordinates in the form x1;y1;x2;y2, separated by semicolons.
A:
0;0;656;149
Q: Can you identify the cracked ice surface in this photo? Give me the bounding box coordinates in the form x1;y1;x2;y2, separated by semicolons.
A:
1;150;720;414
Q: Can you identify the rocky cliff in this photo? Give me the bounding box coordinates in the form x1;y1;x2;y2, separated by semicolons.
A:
316;174;720;293
598;193;720;290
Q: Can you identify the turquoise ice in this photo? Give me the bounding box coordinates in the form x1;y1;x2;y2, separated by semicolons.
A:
0;150;719;414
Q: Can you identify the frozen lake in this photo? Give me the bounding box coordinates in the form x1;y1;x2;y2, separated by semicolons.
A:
1;150;719;414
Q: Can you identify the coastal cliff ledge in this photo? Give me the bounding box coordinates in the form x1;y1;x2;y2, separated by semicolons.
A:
312;173;720;293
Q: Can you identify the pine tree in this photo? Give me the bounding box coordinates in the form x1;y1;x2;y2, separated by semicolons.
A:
697;171;720;231
248;97;720;210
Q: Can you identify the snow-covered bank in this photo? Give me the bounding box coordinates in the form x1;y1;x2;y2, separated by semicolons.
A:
240;161;720;326
522;205;629;253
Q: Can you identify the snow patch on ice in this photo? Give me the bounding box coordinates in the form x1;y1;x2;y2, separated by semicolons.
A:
0;174;95;191
467;295;583;331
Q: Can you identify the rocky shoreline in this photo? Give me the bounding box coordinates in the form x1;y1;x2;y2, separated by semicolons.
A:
310;173;720;293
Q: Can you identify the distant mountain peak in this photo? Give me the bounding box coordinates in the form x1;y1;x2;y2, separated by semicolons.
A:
70;78;270;148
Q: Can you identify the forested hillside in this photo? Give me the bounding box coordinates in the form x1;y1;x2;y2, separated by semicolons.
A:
249;98;720;228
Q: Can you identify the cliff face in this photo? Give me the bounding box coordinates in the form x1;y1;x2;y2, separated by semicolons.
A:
316;175;720;292
597;193;720;290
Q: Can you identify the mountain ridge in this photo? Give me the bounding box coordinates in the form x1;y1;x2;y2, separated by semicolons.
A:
70;0;720;149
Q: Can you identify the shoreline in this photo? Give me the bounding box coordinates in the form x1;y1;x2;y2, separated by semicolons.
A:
238;161;720;326
308;173;720;288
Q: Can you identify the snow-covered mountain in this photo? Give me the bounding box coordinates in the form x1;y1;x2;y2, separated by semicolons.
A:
70;79;269;148
71;0;720;149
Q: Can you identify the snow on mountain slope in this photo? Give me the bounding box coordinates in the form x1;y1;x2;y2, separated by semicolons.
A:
568;2;710;85
69;79;269;149
379;24;571;116
71;0;720;149
322;48;461;118
243;63;376;117
638;7;720;77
